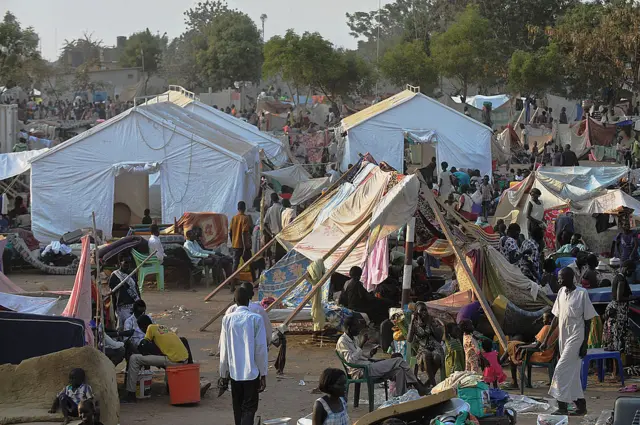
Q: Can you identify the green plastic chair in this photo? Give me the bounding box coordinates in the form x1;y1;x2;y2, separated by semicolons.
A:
335;350;388;412
131;249;164;292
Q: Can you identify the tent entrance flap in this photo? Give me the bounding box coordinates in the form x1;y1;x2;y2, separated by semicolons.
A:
405;130;437;168
113;162;157;228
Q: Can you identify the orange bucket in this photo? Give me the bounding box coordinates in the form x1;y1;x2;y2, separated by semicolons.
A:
166;363;201;405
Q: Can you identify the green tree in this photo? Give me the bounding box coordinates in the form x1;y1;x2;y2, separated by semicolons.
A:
263;30;372;103
552;2;640;100
161;34;201;89
120;29;168;75
263;30;307;104
431;5;498;97
194;9;263;91
0;11;41;89
184;0;231;32
507;43;562;96
380;40;438;93
58;32;103;66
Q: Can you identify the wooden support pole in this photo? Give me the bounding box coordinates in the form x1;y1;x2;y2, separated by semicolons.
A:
91;212;104;352
201;216;371;331
203;238;276;301
203;161;361;302
401;217;415;308
265;218;370;313
423;190;508;350
283;225;369;326
198;300;235;332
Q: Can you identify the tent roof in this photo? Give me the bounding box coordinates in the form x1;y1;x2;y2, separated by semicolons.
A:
31;102;256;164
146;88;287;163
341;90;416;131
341;90;492;133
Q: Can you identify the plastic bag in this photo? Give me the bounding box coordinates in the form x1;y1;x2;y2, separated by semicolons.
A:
537;414;568;425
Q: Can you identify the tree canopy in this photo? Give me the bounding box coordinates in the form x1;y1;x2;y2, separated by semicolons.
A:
380;40;437;92
120;29;168;75
0;12;41;89
431;5;498;97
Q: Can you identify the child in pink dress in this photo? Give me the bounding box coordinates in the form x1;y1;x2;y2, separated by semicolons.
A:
481;339;507;388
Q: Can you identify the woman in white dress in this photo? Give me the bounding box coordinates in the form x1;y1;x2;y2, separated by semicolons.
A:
541;267;598;416
438;161;453;199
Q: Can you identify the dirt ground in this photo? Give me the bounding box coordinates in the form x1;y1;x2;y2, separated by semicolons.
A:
12;272;636;425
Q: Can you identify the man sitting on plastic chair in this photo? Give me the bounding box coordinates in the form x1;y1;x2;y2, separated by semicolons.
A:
336;316;428;397
122;315;189;403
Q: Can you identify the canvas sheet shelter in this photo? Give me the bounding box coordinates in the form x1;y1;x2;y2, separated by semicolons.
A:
30;102;259;242
262;164;311;188
290;177;330;206
439;95;517;130
146;87;289;166
339;90;493;176
0;293;66;315
546;94;582;123
494;167;637;243
0;149;48;180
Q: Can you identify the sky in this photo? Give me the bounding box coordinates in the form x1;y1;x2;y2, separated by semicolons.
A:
4;0;393;61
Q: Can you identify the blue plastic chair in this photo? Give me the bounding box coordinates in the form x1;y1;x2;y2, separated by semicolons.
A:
581;348;624;390
132;249;164;292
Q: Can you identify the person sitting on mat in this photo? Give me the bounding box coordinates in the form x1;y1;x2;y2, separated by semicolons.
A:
49;368;94;425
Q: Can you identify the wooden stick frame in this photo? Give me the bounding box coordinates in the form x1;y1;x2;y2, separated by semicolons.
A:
282;225;370;326
202;161;360;302
422;189;508;350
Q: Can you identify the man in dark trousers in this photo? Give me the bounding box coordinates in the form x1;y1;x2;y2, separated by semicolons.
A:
219;288;268;425
420;156;437;188
562;144;579;166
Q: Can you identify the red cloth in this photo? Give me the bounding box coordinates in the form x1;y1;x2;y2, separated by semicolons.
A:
543;206;570;250
62;235;94;346
482;351;507;384
174;212;229;248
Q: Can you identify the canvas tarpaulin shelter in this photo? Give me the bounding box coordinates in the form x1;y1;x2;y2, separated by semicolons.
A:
145;86;289;166
339;90;493;176
0;149;48;180
494;166;636;251
262;164;311;188
290;177;330;206
30;102;259;242
546;94;582;123
438;95;518;130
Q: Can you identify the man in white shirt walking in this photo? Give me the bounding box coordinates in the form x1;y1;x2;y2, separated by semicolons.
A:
147;224;165;263
225;282;273;345
220;287;268;425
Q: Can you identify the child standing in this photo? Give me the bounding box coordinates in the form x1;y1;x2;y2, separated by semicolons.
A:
49;368;94;425
312;368;350;425
460;319;482;374
481;339;507;388
443;322;465;377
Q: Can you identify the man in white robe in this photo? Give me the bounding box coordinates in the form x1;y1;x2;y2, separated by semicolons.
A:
542;267;597;416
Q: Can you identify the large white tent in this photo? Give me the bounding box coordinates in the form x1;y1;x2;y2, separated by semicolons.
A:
146;86;290;166
30;102;259;242
338;89;493;176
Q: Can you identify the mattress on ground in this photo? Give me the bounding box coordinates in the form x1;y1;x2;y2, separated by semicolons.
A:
0;311;85;365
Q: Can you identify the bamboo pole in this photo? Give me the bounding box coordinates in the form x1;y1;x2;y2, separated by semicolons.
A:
202;161;361;302
198;300;234;332
91;212;104;352
422;189;508;350
200;216;371;331
283;225;370;326
401;217;415;308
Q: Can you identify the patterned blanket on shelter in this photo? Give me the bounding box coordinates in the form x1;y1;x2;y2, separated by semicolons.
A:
163;212;229;248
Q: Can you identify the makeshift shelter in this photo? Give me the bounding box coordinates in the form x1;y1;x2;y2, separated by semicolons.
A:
494;166;635;253
262;164;312;188
339;89;493;175
439;95;519;130
145;86;289;166
30;102;259;242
